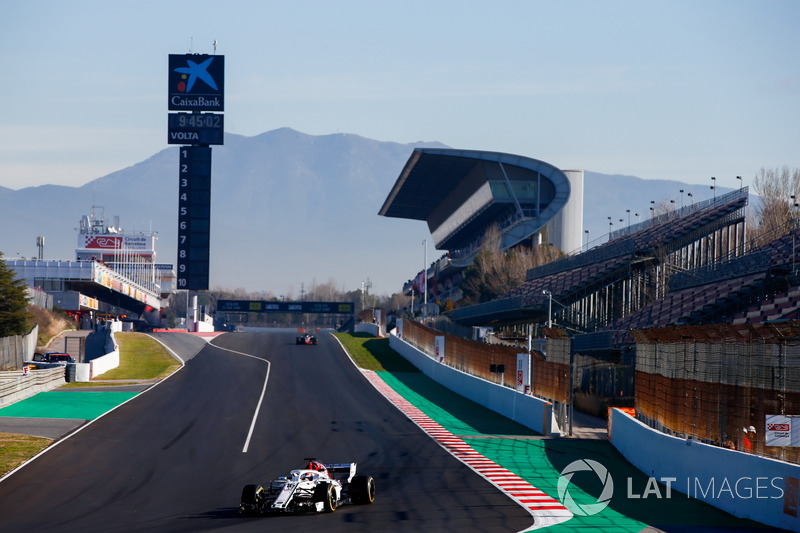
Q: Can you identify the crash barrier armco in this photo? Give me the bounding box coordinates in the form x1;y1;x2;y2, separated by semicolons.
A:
389;330;555;436
0;367;66;408
609;408;800;531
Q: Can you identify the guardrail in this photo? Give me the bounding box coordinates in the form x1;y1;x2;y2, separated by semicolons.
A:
0;367;66;408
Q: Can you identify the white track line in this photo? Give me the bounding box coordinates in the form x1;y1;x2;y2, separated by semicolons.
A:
207;336;270;453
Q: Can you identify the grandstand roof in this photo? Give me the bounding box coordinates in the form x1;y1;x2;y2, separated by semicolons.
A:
379;148;571;252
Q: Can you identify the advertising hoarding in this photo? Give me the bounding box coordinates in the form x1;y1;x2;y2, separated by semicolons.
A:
79;234;155;251
434;336;445;363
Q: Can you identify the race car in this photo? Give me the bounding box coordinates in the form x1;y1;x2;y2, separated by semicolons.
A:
296;333;318;345
240;459;375;515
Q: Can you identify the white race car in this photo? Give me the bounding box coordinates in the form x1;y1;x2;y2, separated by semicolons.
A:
240;459;375;515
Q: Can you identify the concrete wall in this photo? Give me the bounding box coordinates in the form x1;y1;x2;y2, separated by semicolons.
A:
90;348;119;379
91;330;120;379
355;322;381;337
390;332;555;435
609;408;800;531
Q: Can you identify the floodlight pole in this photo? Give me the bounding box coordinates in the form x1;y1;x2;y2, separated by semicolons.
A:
422;239;428;322
543;290;552;328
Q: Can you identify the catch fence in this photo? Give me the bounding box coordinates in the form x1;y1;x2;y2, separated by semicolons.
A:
400;319;569;404
633;323;800;464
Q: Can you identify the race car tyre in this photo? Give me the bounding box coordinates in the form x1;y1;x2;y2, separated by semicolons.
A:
314;482;337;512
240;484;263;516
350;475;376;504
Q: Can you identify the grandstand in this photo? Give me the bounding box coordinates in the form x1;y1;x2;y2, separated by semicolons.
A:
386;155;800;463
449;188;753;337
7;207;169;326
379;148;584;308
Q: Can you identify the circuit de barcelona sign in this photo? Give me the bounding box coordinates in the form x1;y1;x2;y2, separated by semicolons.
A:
168;54;225;111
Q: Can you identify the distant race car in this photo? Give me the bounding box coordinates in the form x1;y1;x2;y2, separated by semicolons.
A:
240;459;375;515
296;334;318;345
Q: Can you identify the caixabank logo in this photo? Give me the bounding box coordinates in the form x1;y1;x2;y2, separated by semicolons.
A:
168;54;224;112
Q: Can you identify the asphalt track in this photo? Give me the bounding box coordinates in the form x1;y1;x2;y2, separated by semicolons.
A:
0;331;784;532
0;331;534;532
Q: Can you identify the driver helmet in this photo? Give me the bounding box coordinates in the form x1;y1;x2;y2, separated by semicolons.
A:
307;461;328;476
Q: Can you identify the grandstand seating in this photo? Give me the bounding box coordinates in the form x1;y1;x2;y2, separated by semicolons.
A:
610;227;800;336
507;255;630;307
490;189;749;326
615;272;768;333
452;187;800;342
524;188;747;282
759;230;798;268
733;286;800;324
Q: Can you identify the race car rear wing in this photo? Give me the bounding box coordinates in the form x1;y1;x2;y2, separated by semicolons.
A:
324;462;357;482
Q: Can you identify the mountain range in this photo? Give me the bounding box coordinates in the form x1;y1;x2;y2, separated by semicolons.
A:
0;128;735;297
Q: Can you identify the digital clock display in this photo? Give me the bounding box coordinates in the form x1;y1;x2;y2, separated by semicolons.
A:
171;113;223;128
167;112;224;145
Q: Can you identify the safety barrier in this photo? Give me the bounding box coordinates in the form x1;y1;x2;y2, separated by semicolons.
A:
609;408;800;531
0;367;66;408
0;325;38;371
633;323;800;464
354;322;381;337
91;329;119;379
389;329;556;435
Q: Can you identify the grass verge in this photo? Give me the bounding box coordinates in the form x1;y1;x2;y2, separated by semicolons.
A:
90;332;180;381
0;433;51;478
1;333;177;478
60;381;142;388
333;332;418;372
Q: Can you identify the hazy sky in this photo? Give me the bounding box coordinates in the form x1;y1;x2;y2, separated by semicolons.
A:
1;0;798;192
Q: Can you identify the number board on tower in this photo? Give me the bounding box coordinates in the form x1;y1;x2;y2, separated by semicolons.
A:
177;146;211;290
